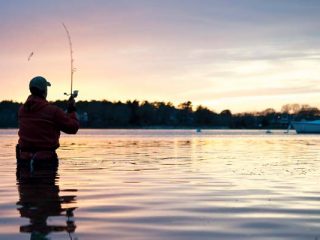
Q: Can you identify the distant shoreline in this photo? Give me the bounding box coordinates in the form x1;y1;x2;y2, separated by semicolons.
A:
0;127;287;130
1;100;316;129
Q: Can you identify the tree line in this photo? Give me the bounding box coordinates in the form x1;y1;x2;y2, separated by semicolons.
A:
0;100;320;129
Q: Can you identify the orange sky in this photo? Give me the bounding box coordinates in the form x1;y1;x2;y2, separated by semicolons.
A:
1;1;320;113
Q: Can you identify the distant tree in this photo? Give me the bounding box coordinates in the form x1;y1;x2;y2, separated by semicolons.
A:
296;105;320;121
177;101;194;126
233;113;258;129
154;102;178;125
178;101;193;112
127;100;140;126
194;105;218;126
261;108;276;115
0;101;21;127
281;104;301;114
220;109;232;117
138;101;156;125
112;102;131;126
219;109;233;127
257;108;277;128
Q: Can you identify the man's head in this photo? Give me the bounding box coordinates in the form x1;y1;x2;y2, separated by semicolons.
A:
29;76;51;98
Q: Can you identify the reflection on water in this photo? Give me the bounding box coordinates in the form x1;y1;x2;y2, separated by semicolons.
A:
1;130;320;239
16;164;77;240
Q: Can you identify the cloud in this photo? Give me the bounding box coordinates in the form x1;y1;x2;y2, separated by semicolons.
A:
188;85;320;102
2;0;320;112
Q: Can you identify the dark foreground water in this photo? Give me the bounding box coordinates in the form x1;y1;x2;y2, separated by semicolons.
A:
1;129;320;240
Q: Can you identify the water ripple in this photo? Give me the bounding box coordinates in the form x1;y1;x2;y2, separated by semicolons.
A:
2;129;320;239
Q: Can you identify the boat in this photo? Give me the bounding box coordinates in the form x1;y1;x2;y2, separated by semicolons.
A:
291;120;320;134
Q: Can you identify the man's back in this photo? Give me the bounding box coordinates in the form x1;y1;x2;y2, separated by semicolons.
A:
18;95;79;151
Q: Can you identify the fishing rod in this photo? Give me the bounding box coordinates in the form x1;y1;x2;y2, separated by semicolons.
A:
62;23;78;99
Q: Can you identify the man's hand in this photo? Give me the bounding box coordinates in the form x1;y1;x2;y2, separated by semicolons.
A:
67;96;76;113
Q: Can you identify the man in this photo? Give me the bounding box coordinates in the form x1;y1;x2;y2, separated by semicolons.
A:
17;76;79;167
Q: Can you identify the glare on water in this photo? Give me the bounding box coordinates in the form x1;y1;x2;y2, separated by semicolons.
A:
1;129;320;240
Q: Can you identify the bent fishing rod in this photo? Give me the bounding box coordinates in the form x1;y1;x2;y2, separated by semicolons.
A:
62;23;78;99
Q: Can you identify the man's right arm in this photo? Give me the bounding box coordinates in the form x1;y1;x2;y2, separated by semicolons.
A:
53;107;80;134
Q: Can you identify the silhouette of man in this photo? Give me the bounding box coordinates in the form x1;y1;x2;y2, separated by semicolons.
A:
16;76;79;168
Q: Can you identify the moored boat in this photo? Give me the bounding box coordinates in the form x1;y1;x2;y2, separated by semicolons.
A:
291;120;320;134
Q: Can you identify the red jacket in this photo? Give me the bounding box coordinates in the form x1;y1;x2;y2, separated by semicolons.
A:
18;95;79;151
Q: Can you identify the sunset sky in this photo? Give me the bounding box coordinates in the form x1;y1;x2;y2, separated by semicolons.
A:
1;0;320;112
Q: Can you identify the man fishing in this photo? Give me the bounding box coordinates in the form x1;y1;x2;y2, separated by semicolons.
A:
16;76;79;168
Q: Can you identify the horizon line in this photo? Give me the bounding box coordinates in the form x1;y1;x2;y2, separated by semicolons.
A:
0;98;317;114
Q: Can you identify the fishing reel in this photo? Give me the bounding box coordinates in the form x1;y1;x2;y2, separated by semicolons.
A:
64;90;79;98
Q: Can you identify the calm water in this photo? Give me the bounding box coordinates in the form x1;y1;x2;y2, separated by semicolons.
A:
1;129;320;240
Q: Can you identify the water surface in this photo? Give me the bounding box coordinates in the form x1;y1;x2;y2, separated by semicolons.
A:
1;129;320;239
